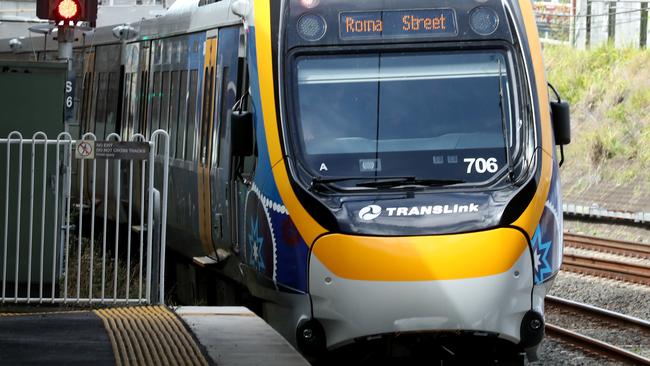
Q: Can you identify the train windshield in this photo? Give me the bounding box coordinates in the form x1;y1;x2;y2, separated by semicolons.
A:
291;50;517;188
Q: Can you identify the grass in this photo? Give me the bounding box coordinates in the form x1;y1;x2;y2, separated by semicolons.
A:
60;236;145;304
544;45;650;187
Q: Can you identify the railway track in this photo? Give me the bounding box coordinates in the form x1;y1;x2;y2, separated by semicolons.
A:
564;233;650;258
545;295;650;365
563;233;650;285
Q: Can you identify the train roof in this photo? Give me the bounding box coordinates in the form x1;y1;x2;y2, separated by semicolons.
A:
0;0;533;56
0;0;240;55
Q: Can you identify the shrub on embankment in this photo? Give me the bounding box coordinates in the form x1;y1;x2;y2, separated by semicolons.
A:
543;45;650;194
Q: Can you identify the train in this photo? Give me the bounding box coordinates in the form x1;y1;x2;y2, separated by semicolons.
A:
0;0;572;363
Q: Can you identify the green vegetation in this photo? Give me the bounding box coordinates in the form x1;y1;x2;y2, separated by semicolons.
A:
61;236;142;304
544;45;650;189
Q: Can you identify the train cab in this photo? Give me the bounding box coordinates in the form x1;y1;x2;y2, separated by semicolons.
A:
240;0;570;362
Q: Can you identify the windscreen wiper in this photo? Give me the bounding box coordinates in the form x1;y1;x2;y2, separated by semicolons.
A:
310;176;465;191
498;59;516;181
311;176;435;191
356;177;466;188
312;175;416;184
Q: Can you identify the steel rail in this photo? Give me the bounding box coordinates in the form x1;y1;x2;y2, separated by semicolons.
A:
545;296;650;364
564;233;650;259
562;253;650;285
546;295;650;330
546;324;650;365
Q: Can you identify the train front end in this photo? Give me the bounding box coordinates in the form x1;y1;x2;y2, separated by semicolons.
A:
245;0;564;362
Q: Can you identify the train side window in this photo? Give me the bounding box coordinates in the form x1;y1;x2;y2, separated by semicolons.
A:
131;73;140;137
81;72;94;133
217;66;230;167
177;70;189;160
95;72;108;139
135;70;147;136
160;71;171;138
151;71;162;138
105;72;120;138
200;66;214;164
129;72;139;138
186;70;199;161
89;73;99;135
122;73;133;140
169;70;181;158
240;66;257;178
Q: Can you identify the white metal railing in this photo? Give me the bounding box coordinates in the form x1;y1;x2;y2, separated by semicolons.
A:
0;130;169;305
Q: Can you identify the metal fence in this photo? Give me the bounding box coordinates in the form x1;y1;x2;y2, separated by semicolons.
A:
535;0;650;49
0;130;169;305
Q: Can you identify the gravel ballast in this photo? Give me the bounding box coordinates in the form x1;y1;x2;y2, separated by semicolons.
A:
549;271;650;321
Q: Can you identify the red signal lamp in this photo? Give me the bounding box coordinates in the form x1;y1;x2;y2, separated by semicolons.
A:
55;0;81;20
36;0;97;23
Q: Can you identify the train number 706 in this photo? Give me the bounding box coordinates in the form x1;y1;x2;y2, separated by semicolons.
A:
464;158;499;174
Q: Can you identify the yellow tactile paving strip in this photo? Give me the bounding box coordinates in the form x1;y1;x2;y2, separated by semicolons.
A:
94;306;209;366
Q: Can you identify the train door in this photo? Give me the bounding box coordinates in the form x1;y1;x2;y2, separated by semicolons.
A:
211;26;241;251
197;34;218;255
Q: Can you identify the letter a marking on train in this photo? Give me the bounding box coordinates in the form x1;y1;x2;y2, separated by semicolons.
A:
320;163;328;172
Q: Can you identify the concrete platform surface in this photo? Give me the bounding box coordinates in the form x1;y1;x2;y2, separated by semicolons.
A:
0;305;308;365
0;311;115;365
175;306;310;366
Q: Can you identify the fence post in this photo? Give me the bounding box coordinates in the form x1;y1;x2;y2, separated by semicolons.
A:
151;188;161;305
641;2;648;48
608;1;617;44
586;0;592;48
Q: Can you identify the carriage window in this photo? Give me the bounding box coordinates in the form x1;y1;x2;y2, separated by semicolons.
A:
129;72;139;138
105;72;120;138
81;72;94;133
186;70;199;161
217;66;230;167
94;72;108;139
200;66;215;163
134;70;147;136
160;71;171;134
177;70;189;160
150;71;161;138
169;70;181;158
122;73;133;140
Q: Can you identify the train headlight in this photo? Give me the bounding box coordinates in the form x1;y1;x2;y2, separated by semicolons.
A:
470;7;499;36
300;0;320;9
297;13;327;41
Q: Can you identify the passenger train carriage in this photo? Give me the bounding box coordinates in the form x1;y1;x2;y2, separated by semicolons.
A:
0;0;571;362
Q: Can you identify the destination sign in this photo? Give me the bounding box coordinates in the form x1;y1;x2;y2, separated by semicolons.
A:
340;9;457;40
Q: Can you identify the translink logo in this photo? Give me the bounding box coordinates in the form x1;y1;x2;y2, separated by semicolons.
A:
358;203;480;221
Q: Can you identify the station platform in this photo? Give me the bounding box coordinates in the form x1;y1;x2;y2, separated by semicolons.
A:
0;306;309;366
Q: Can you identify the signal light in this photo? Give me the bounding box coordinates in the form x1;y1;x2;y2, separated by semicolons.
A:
36;0;97;23
56;0;80;20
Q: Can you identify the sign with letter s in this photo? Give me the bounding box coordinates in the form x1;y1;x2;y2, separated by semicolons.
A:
64;74;75;121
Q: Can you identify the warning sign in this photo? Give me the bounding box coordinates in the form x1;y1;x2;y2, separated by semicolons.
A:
76;141;95;159
75;141;150;160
